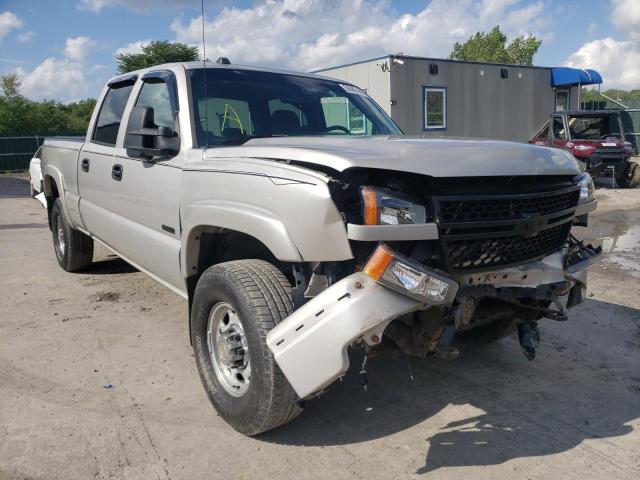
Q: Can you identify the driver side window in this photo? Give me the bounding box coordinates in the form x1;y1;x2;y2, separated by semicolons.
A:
135;79;175;130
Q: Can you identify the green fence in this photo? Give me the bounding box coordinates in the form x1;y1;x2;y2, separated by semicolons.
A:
0;136;44;171
0;134;84;171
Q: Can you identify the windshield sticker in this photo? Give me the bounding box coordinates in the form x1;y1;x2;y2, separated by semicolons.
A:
340;84;367;96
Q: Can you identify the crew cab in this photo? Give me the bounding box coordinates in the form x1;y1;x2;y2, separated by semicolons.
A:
41;61;600;435
530;109;640;188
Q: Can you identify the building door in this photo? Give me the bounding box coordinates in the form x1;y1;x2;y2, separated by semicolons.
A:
555;89;570;111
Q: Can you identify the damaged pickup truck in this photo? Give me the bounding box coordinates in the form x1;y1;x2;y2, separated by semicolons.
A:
41;61;600;435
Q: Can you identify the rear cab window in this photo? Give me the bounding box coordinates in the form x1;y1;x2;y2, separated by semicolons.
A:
91;78;136;146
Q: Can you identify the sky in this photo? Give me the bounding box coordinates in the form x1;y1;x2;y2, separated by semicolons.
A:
0;0;639;103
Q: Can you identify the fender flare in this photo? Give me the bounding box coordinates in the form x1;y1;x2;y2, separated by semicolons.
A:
181;202;303;276
42;166;69;225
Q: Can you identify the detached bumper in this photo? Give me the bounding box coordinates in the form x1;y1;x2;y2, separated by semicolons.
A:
266;272;427;399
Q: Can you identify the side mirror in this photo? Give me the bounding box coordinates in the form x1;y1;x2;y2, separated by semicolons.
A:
125;106;179;159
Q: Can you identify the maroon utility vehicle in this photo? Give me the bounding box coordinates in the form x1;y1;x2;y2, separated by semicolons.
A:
530;110;640;188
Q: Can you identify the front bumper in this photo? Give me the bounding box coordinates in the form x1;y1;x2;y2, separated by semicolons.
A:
267;243;600;399
266;272;428;398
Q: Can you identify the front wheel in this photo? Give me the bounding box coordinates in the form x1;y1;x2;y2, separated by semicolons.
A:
190;259;302;435
619;162;640;188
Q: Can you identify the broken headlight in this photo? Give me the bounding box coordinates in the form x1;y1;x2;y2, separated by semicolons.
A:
361;186;428;225
577;172;595;204
363;243;458;304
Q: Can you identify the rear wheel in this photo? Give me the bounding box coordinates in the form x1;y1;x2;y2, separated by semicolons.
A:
619;162;640;188
190;259;302;435
51;198;93;272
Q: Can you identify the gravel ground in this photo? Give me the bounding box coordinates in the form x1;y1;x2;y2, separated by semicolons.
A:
0;177;639;480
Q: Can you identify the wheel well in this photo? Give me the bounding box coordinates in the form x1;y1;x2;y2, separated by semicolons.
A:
185;227;296;344
186;227;293;306
44;175;59;229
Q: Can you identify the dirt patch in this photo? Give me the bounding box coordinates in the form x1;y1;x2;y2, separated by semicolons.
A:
90;291;121;303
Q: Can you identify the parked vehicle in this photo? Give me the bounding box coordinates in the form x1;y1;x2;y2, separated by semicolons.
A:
41;61;600;435
28;147;43;197
530;110;640;188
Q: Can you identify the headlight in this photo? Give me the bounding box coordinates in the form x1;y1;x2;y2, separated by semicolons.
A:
361;186;428;225
578;172;595;203
363;243;458;304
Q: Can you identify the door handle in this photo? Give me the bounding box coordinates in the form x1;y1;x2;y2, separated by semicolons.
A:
111;164;123;181
81;158;90;173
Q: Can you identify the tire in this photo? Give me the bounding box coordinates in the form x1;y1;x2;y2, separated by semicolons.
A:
190;259;302;435
619;162;640;188
457;317;516;343
51;198;94;272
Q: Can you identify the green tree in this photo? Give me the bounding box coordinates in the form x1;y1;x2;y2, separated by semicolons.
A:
115;40;200;74
1;73;21;98
0;73;96;136
449;26;542;66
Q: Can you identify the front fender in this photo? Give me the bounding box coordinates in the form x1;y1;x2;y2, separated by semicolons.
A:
181;201;303;275
179;163;353;275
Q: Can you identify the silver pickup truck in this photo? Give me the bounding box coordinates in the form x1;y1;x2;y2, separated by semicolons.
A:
41;61;600;435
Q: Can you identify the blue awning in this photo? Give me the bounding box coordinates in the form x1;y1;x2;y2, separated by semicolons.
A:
551;67;603;87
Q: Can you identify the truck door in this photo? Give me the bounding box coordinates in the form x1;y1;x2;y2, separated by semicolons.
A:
108;71;184;292
78;76;136;244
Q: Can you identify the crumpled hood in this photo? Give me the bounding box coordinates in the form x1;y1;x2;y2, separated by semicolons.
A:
204;136;581;177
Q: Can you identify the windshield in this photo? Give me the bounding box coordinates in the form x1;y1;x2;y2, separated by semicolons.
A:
189;68;402;146
567;115;622;141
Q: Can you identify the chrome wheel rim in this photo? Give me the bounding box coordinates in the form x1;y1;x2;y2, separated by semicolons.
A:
207;302;251;397
56;218;65;256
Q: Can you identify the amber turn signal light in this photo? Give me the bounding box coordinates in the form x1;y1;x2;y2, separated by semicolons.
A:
363;243;394;280
361;186;380;225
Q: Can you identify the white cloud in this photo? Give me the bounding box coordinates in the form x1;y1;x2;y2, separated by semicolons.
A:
564;1;640;89
610;0;640;41
78;0;202;13
565;38;640;90
17;30;34;43
16;58;87;102
0;11;22;41
64;36;97;62
170;0;551;71
114;39;151;56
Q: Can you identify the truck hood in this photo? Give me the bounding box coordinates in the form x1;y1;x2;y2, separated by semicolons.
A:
205;136;581;177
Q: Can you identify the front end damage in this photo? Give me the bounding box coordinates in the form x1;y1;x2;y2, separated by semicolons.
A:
267;237;601;400
265;170;602;399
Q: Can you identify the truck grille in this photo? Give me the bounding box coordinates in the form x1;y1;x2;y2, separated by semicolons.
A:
445;222;572;270
435;186;580;272
439;189;580;223
589;148;626;164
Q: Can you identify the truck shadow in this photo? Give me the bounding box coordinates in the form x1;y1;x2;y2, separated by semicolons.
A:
84;256;138;274
261;299;640;473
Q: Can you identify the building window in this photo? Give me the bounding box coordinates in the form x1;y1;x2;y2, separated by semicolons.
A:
555;89;570;111
424;87;446;130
